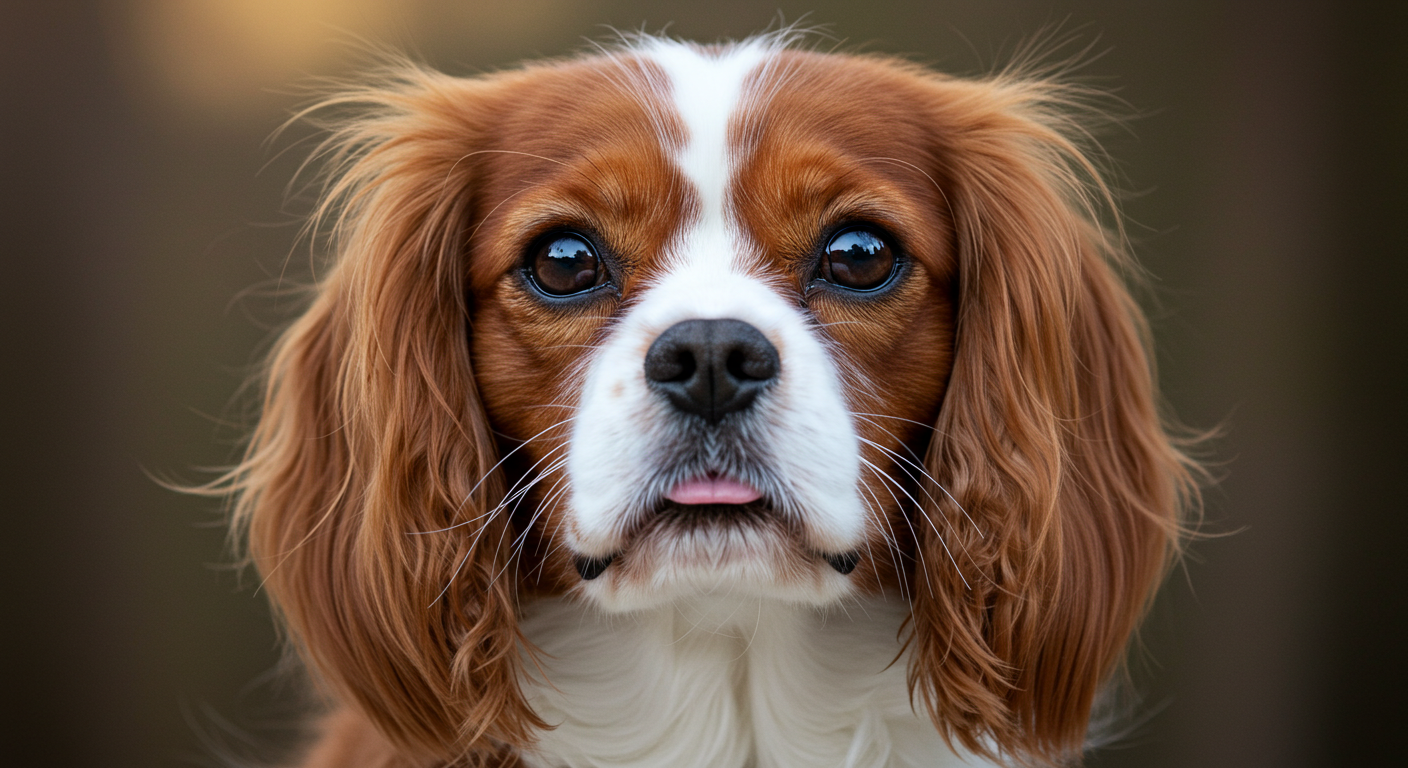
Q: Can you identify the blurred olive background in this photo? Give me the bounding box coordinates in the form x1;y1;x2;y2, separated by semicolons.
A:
3;1;1405;766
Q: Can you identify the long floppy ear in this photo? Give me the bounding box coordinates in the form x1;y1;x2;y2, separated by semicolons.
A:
226;67;542;763
907;76;1198;766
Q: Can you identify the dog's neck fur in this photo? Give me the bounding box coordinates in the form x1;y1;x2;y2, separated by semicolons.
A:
519;597;982;768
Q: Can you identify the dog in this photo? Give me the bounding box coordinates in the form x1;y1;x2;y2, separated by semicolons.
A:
225;32;1198;768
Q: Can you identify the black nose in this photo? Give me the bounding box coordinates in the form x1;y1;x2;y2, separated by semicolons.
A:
643;319;780;424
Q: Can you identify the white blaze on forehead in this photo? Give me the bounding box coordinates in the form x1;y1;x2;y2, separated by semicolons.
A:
640;39;772;270
563;39;868;587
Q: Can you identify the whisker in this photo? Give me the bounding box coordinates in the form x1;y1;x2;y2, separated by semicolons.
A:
430;450;568;605
514;469;573;565
465;183;538;246
860;457;969;589
858;435;946;514
851;415;982;537
495;503;551;587
482;457;571;590
832;353;882;403
445;415;576;518
854;432;983;540
856;480;917;602
861;466;930;601
851;411;940;433
857;156;956;221
526;474;575;568
534;484;577;562
490;455;569;525
857;437;983;581
428;491;509;607
413;441;569;535
810;319;869;330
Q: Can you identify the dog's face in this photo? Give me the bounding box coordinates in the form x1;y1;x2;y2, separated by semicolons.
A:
232;37;1194;767
470;43;954;609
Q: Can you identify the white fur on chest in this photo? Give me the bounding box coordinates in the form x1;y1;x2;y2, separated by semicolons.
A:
519;597;983;768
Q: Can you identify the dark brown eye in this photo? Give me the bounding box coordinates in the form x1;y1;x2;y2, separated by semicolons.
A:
530;234;602;296
821;227;897;291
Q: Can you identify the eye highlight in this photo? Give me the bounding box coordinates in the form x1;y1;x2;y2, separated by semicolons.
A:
819;227;897;292
529;233;604;297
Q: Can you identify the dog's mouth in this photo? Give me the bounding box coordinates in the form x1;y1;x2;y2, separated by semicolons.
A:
571;473;859;581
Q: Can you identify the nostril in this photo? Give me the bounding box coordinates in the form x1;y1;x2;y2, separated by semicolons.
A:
726;349;749;381
645;343;696;384
727;345;777;382
672;350;696;382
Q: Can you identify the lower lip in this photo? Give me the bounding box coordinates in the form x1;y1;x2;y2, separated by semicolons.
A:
665;476;762;505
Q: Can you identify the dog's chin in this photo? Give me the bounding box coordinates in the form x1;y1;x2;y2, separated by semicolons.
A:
572;501;857;611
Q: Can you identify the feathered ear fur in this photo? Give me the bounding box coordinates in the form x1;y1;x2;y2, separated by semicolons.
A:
907;75;1198;766
227;67;542;763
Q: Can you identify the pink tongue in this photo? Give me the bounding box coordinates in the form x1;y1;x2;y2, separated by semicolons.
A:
666;476;762;505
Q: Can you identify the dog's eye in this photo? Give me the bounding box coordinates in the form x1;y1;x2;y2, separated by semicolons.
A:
530;234;602;296
820;227;896;291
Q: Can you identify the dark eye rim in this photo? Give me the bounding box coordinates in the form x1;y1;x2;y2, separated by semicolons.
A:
521;228;617;302
809;223;906;297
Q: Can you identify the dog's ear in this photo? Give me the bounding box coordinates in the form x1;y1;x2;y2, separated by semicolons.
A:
228;67;542;762
906;77;1198;765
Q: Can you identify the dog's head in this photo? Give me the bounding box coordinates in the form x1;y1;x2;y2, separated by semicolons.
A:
232;36;1195;766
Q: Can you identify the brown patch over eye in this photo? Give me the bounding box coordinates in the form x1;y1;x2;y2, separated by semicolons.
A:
821;227;896;291
530;233;603;296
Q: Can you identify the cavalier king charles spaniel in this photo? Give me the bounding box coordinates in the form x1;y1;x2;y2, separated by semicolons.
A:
225;32;1197;768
